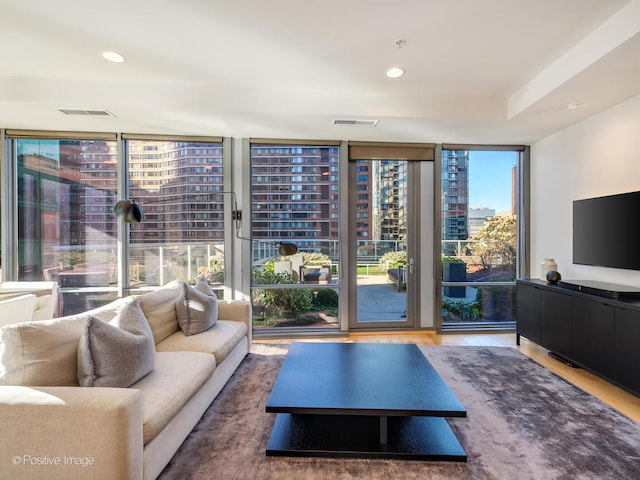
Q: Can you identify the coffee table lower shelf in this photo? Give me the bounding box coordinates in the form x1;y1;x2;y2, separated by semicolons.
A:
266;413;467;461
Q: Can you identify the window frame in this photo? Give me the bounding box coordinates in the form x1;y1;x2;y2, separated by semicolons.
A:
248;139;342;336
435;144;530;332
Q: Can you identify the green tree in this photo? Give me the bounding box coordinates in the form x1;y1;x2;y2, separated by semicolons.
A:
378;250;406;270
469;216;516;268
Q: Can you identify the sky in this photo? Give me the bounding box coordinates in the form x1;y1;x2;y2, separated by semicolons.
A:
468;150;518;213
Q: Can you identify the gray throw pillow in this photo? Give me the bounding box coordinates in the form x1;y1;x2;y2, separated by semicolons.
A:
175;281;218;336
77;297;155;387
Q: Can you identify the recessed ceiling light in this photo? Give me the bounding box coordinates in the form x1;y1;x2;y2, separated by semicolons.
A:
563;102;582;110
386;67;405;78
102;51;126;63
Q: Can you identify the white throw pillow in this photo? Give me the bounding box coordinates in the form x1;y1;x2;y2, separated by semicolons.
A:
77;297;155;388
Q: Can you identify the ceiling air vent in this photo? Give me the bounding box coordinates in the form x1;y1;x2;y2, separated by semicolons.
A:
58;109;115;117
332;119;378;127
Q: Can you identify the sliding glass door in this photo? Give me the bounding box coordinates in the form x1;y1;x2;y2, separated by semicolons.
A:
347;143;435;330
351;159;413;327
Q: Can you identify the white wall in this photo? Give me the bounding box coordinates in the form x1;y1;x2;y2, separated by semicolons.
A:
531;93;640;286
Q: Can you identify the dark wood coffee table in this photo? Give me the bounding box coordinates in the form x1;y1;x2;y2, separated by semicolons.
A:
265;342;467;460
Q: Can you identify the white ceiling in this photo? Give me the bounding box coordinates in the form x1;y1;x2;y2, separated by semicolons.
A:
1;0;639;144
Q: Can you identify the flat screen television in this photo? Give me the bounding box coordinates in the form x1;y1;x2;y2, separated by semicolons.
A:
573;190;640;271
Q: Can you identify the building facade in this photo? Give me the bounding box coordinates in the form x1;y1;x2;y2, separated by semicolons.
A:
441;150;469;256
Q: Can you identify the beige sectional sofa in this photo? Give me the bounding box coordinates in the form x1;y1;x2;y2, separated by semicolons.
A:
0;280;252;480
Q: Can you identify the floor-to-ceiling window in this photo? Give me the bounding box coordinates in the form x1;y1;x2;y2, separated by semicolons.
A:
440;146;525;331
4;133;527;331
13;134;120;314
250;141;340;333
124;137;226;296
5;132;227;315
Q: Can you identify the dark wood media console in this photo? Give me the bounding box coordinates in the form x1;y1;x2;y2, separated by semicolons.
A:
517;278;640;397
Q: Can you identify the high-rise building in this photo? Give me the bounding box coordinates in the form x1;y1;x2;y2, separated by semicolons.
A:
250;145;340;256
468;205;496;238
376;160;407;243
441;150;469;256
126;141;225;243
17;140;226;276
355;160;406;257
17;140;118;277
355;161;374;244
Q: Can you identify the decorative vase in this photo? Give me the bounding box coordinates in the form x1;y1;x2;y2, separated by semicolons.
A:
546;270;562;284
540;258;558;280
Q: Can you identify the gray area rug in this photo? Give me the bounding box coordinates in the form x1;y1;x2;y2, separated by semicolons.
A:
158;344;640;480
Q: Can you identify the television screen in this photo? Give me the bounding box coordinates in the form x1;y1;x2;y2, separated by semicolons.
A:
573;191;640;270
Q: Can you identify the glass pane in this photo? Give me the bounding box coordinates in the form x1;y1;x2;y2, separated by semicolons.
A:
16;139;118;314
250;144;339;329
251;287;339;327
441;285;516;323
126;140;224;289
441;149;518;326
356;159;408;323
62;291;120;316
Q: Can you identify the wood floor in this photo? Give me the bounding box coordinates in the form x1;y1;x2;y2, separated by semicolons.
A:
255;331;640;423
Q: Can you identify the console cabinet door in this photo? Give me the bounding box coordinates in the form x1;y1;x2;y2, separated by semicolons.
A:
540;290;572;356
517;283;541;343
614;307;640;394
572;298;614;376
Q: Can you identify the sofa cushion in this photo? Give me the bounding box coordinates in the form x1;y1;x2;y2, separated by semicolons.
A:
131;351;216;444
0;297;132;386
138;281;183;344
156;320;247;365
77;297;155;388
0;294;37;327
175;281;218;336
0;315;87;386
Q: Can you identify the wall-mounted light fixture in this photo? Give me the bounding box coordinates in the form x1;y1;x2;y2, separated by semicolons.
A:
114;199;143;223
114;193;297;256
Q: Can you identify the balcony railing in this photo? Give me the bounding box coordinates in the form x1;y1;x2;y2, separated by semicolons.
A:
40;239;485;286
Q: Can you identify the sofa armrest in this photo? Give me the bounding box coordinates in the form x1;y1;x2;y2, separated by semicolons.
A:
0;386;143;480
217;299;252;346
